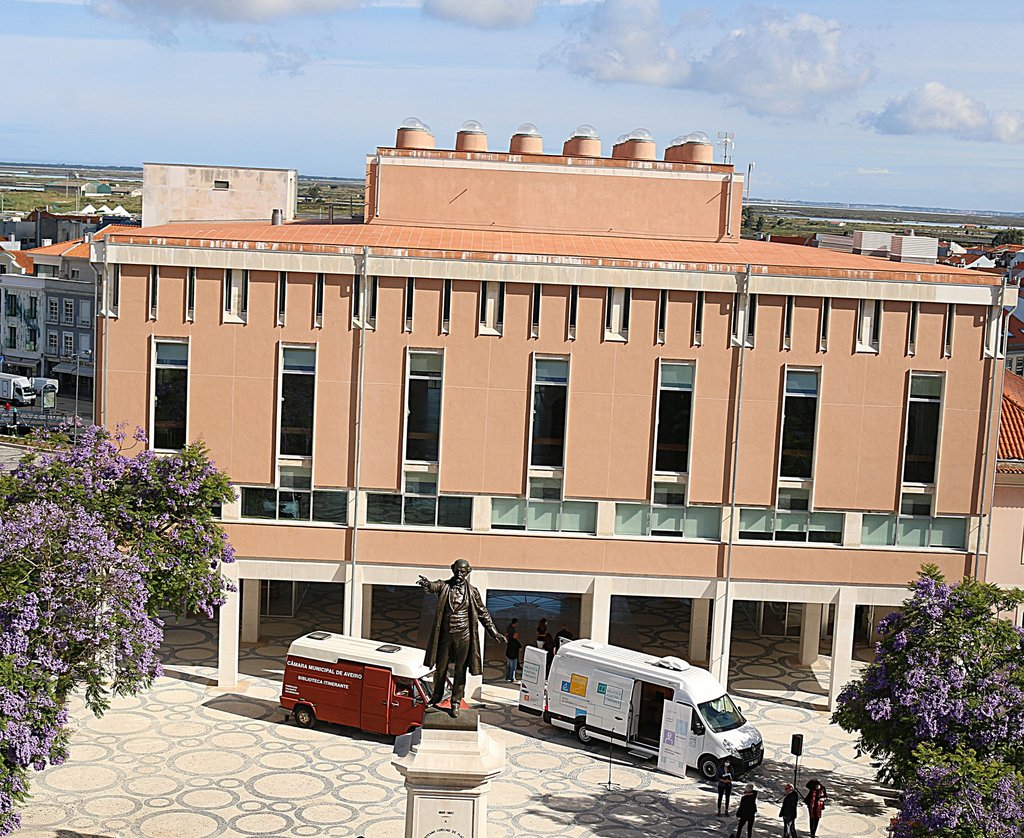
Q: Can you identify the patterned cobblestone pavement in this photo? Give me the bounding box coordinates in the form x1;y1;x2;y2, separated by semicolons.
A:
19;590;897;837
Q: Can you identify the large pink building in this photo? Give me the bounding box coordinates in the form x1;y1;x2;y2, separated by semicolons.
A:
92;121;1012;709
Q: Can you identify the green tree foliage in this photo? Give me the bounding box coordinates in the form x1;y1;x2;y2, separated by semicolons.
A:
991;228;1024;246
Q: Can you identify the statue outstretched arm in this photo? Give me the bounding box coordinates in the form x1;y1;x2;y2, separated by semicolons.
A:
417;575;443;595
473;588;506;642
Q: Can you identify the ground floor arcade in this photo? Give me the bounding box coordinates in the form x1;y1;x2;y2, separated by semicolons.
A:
216;560;905;710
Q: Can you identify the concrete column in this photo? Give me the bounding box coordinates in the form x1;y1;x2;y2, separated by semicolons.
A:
468;572;489;699
581;576;613;643
688;598;712;664
799;603;823;665
361;583;374;638
708;582;734;687
828;588;857;711
217;561;240;688
240;578;261;644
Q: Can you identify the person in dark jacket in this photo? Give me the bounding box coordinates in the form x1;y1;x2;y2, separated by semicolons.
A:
803;779;827;837
735;784;757;837
504;631;522;682
716;758;734;816
780;782;799;837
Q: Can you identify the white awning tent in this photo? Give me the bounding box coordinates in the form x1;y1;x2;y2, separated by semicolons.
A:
51;363;93;377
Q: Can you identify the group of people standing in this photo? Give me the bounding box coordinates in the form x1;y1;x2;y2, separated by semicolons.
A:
502;617;574;682
717;758;828;836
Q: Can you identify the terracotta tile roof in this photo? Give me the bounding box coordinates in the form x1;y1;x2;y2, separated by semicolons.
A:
1007;314;1024;351
3;250;34;273
999;371;1024;469
26;225;136;260
107;222;1001;286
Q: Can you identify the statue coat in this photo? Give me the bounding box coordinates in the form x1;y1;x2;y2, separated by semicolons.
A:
420;577;498;677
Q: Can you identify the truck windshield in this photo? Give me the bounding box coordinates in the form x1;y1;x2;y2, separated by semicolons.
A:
698;694;746;733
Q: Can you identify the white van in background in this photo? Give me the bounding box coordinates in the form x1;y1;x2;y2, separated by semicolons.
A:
519;639;763;780
0;373;36;406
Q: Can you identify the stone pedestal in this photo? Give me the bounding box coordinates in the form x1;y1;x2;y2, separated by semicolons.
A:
392;709;505;838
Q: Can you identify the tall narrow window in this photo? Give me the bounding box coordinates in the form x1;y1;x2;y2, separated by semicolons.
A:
28;295;37;319
479;281;505;335
693;291;704;347
531;358;568;467
943;304;955;358
153;341;188;451
605;287;630;340
314;273;325;329
731;293;756;348
241;270;250;319
984;304;1002;359
110;264;120;316
531;284;541;339
657;289;668;345
783;295;794;350
276;271;287;326
903;374;941;484
352;274;377;329
223;269;246;323
819;298;830;351
907;301;919;357
186;267;196;322
780;369;819;479
148;266;159;320
352;274;362;324
405;351;442;462
404;277;415;333
567;285;579;341
280;347;316;457
367;275;378;329
441;278;452;335
857;299;882;352
655;362;694;473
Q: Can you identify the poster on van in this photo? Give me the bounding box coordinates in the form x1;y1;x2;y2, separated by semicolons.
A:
657;702;694;780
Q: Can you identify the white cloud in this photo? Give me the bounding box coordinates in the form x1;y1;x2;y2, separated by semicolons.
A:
93;0;364;23
865;82;1024;144
554;1;872;118
236;33;311;75
422;0;539;28
853;167;894;175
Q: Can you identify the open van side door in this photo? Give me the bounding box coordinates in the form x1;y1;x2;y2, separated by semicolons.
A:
518;645;547;716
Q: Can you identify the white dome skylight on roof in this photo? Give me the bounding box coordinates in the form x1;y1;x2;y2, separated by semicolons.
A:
626;128;654;142
400;116;433;135
569;124;599;140
514;123;541;136
460;120;485;134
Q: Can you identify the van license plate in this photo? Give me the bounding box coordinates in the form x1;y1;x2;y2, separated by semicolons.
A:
747;759;757;767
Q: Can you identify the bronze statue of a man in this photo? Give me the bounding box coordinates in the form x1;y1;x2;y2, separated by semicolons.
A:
418;559;504;717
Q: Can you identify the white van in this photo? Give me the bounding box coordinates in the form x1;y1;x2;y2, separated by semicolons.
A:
0;373;36;406
519;639;763;780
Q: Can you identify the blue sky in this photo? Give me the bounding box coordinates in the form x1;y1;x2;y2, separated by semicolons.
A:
3;0;1023;211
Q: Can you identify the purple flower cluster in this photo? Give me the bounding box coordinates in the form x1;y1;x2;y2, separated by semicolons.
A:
0;425;236;834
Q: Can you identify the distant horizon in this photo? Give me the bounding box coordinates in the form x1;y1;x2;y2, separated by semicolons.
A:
4;1;1023;213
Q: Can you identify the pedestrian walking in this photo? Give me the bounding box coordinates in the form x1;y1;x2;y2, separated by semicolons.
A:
536;618;548;646
504;618;518;640
803;779;828;838
715;757;734;816
780;782;799;837
735;783;757;837
504;631;522;682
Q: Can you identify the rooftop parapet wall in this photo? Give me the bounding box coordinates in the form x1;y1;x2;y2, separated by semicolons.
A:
365;147;744;243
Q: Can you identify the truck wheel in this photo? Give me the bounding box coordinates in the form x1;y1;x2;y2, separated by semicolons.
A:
574;720;593;744
294;705;316;729
697;754;720;781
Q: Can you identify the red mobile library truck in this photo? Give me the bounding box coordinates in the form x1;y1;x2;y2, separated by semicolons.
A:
280;632;433;736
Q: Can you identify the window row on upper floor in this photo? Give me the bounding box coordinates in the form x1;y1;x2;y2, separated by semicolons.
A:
115;266;1003;360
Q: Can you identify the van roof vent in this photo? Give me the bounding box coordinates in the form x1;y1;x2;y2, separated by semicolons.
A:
654;656;690;671
307;631;332;641
376;644;402;654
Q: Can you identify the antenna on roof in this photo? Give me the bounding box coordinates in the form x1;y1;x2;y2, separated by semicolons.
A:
717;131;735;165
744;161;755;203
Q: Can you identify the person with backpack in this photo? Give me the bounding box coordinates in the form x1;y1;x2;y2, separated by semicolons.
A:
735;783;757;837
715;757;734;816
780;782;800;837
804;779;828;837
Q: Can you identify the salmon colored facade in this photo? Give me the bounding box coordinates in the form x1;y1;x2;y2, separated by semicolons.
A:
92;126;1011;706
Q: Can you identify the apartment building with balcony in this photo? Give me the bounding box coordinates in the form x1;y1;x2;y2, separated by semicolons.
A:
92;121;1012;708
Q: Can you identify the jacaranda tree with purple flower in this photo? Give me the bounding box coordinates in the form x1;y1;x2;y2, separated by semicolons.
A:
0;425;234;834
833;565;1024;836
